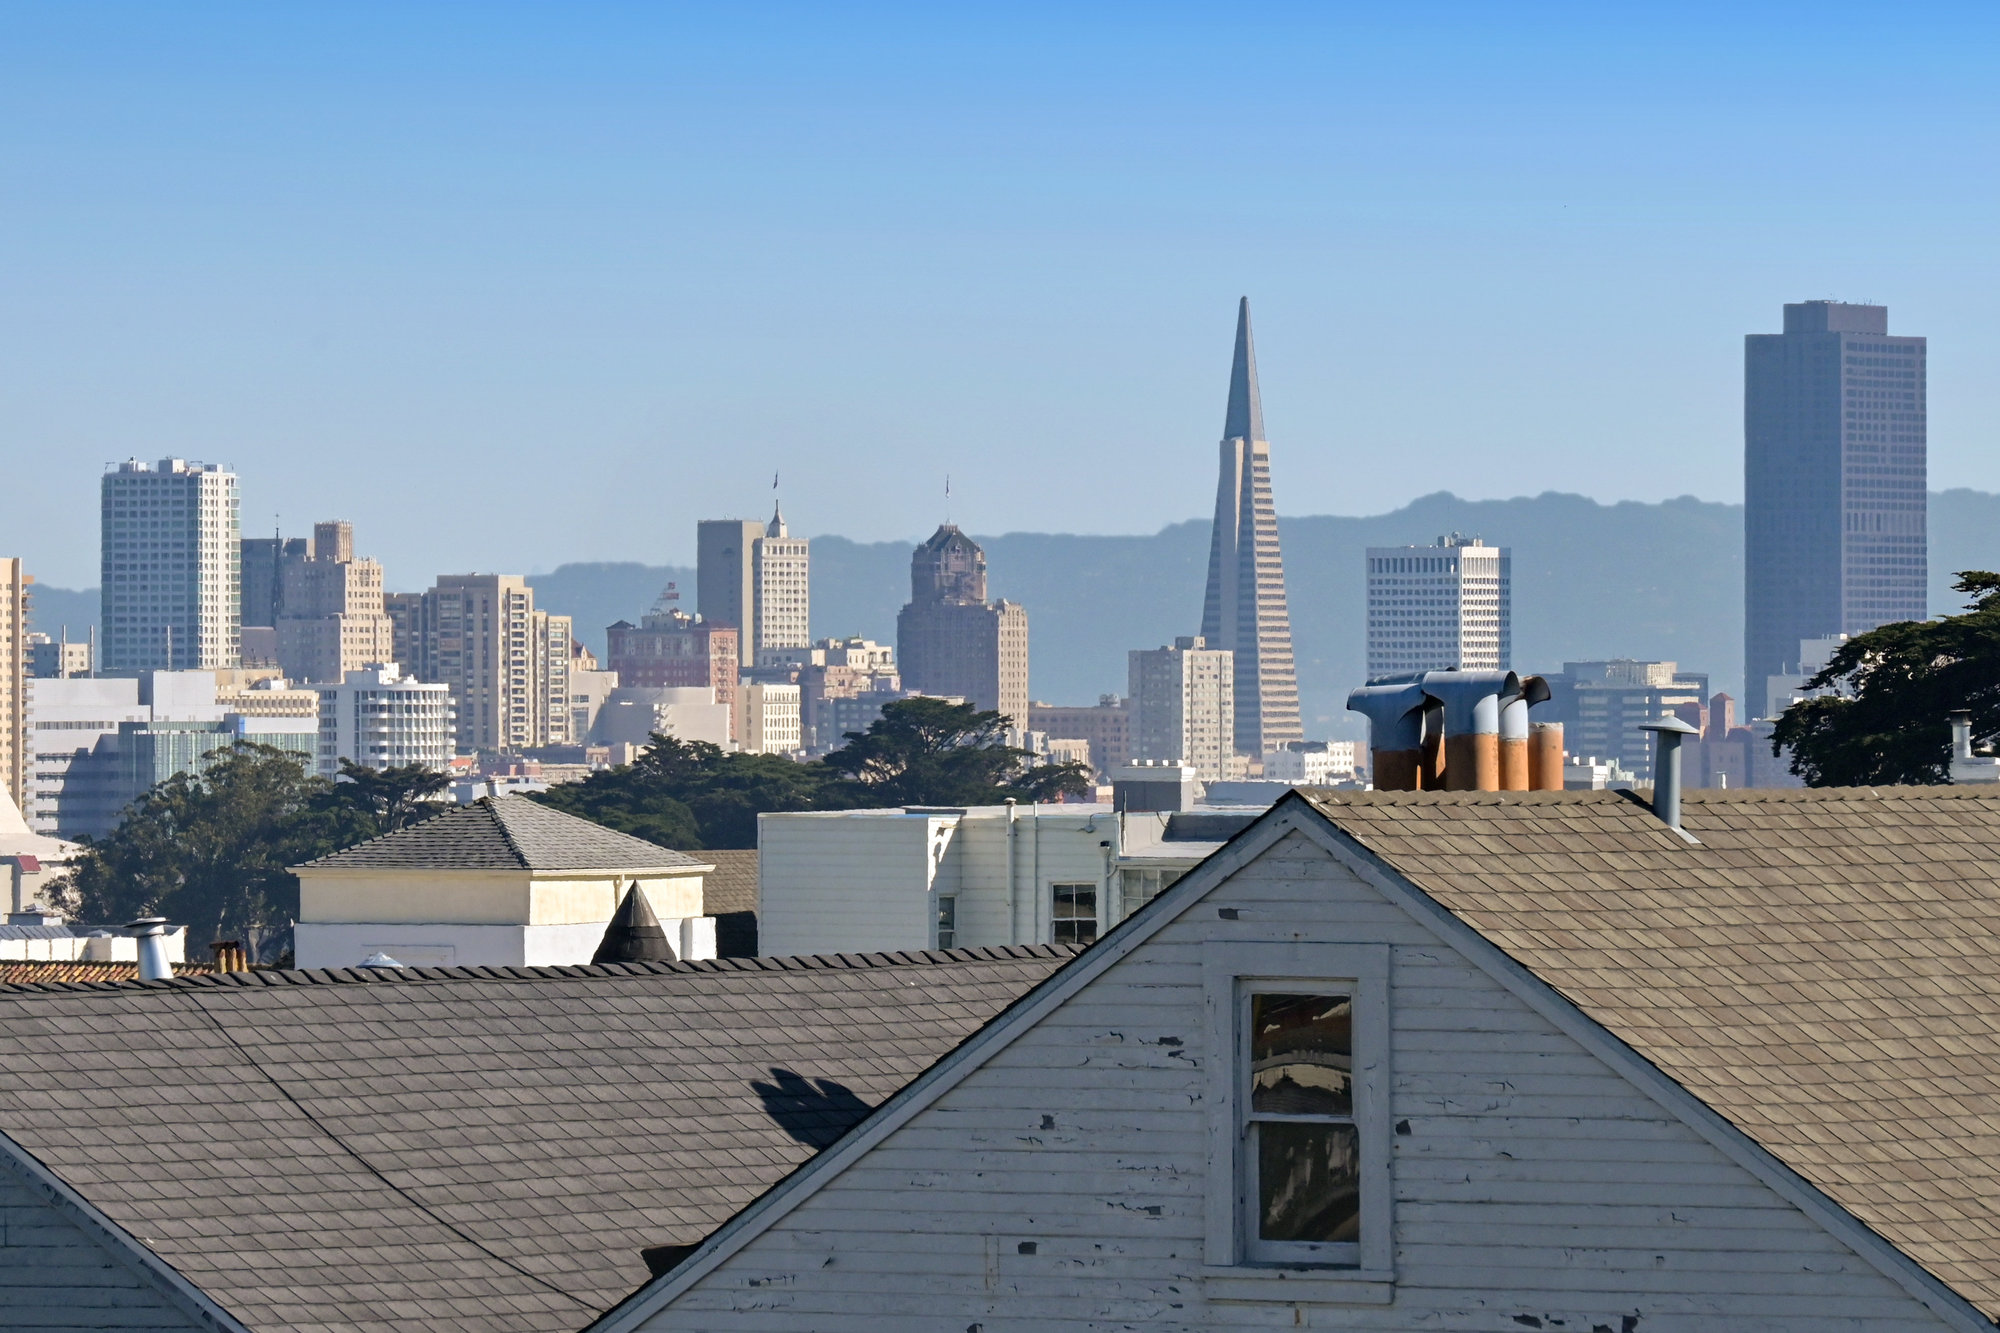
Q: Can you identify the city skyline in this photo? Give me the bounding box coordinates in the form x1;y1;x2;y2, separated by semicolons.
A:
6;8;2000;589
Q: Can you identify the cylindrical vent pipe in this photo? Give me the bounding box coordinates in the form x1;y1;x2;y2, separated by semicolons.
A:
1421;670;1520;792
1346;681;1428;792
1499;675;1552;791
128;917;171;982
1419;699;1446;790
1528;721;1565;790
1639;717;1699;832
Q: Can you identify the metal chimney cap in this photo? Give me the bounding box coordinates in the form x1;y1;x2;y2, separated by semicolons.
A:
1638;717;1699;735
125;917;169;936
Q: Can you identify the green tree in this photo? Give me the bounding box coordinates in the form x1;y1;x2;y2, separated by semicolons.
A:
298;759;453;848
50;744;330;946
532;736;839;849
824;696;1090;807
1771;571;2000;786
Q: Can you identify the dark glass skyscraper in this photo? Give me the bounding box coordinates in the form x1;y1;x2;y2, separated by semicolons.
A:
1744;301;1926;704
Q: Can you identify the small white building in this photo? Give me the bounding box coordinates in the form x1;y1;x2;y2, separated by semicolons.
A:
756;801;1250;957
293;794;717;968
314;662;455;778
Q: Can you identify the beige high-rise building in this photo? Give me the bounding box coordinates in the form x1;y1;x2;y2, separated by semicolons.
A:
405;575;574;754
0;559;27;811
534;611;574;746
741;681;803;755
753;506;811;660
896;525;1029;731
1129;636;1235;783
275;521;394;684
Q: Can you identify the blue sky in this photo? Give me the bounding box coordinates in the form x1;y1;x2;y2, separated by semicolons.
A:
4;3;1998;588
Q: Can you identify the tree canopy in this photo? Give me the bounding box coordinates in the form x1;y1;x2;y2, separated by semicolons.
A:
50;750;452;950
534;697;1091;848
1771;571;2000;786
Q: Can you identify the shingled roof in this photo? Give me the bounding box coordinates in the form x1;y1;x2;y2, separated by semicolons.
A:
0;946;1074;1333
1297;785;2000;1321
298;794;710;872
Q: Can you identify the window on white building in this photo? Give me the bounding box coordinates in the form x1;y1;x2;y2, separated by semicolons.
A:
1202;943;1391;1287
1051;883;1096;945
935;895;956;950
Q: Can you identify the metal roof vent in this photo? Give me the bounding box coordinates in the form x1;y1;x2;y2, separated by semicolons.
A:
127;917;171;981
1638;717;1700;842
359;952;407;969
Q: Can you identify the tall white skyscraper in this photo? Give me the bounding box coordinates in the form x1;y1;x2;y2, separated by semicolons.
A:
100;459;241;673
1365;535;1511;679
314;664;455;778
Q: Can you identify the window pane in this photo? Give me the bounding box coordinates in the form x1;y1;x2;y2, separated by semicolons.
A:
1250;993;1353;1115
936;896;956;950
1256;1121;1361;1243
1052;883;1097;945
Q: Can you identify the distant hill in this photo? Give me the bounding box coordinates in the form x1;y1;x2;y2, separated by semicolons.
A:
30;489;2000;742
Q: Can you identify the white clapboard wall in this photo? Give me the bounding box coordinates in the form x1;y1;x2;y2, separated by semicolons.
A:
635;826;1969;1332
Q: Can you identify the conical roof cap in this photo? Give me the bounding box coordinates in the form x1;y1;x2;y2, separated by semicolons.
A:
592;884;678;965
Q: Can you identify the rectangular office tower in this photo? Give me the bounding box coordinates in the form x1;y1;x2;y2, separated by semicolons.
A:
1365;535;1511;679
100;459;240;673
1745;301;1926;699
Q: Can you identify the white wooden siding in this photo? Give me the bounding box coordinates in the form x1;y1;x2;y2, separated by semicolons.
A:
0;1165;202;1332
639;828;1967;1331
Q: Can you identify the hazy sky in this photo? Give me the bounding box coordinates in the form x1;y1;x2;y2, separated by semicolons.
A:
5;3;1998;589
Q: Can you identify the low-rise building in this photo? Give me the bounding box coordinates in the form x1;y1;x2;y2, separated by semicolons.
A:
756;798;1246;957
24;633;91;679
314;663;455;778
1260;738;1358;785
293;793;717;968
606;604;739;741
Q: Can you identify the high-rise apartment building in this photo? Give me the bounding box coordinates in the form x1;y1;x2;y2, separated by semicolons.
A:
0;559;26;811
741;682;803;755
896;525;1029;730
275;521;394;684
404;574;568;754
697;511;811;668
1199;298;1302;757
1365;535;1511;678
314;663;455;778
1745;300;1927;694
100;459;240;672
1128;636;1235;783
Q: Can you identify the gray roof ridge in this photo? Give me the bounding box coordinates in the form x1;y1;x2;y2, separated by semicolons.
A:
481;795;535;866
0;944;1082;997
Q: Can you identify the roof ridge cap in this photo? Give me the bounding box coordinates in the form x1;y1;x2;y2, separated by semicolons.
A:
482;796;534;869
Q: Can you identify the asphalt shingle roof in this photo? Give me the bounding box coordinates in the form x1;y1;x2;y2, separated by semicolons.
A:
0;946;1074;1333
299;795;709;872
699;848;758;917
1299;785;2000;1320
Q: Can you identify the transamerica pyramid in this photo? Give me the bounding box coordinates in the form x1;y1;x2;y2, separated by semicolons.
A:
1199;297;1304;758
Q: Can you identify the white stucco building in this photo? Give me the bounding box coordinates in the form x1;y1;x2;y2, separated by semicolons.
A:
739;681;801;755
314;663;455;778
